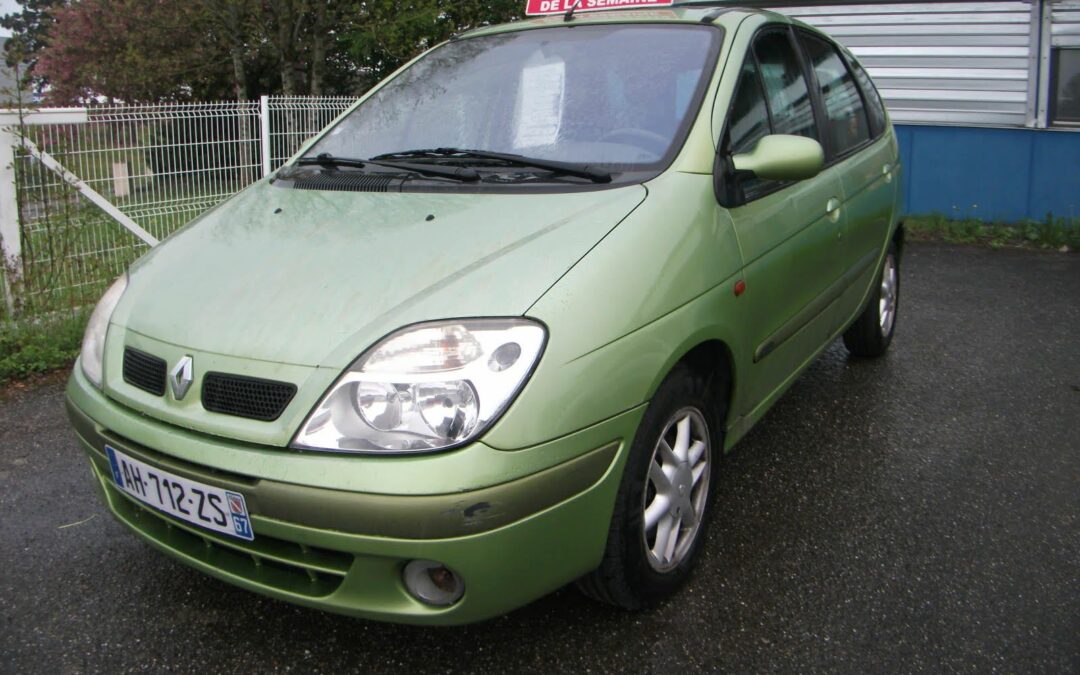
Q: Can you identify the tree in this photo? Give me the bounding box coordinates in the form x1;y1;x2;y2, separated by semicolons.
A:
200;0;258;100
24;0;357;102
345;0;521;88
0;0;63;90
252;0;356;96
2;0;525;103
33;0;235;103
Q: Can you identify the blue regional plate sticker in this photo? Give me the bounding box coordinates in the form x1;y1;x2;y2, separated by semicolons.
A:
105;445;124;486
226;491;254;540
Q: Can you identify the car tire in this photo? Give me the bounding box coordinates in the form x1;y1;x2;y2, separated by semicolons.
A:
843;241;900;358
577;363;723;610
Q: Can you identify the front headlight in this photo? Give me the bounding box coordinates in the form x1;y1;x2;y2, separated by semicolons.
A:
293;319;546;454
80;275;127;389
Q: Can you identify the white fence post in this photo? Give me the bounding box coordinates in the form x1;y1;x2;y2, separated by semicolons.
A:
260;95;272;177
0;124;20;263
0;124;19;315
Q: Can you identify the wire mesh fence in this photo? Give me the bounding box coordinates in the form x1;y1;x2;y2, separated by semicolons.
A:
264;96;356;169
4;96;357;319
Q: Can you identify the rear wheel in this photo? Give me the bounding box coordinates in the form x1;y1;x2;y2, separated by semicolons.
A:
843;242;900;358
578;364;722;609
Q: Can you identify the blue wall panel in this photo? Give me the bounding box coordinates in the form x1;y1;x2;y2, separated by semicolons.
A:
894;124;1080;223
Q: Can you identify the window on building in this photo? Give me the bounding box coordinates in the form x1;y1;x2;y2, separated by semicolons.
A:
1050;48;1080;127
800;33;871;157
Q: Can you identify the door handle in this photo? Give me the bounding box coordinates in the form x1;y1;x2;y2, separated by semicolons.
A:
883;163;893;183
826;198;841;223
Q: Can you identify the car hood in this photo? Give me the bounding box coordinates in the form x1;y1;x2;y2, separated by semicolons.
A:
114;181;647;368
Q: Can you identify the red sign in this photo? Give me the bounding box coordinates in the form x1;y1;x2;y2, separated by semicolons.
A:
525;0;675;16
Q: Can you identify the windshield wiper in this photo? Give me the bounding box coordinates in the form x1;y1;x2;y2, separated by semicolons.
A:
370;147;612;184
296;153;479;182
297;154;367;169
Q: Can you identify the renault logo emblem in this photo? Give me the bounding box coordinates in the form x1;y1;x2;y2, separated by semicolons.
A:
170;356;194;400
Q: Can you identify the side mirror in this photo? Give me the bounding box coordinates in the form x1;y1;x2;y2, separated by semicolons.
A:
731;134;824;182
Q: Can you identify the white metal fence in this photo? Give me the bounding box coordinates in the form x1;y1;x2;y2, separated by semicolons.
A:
0;95;356;318
261;96;357;173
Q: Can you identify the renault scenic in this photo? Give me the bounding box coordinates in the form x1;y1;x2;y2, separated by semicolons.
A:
67;3;904;624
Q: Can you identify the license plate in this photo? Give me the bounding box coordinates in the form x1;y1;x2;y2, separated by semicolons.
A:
105;445;254;541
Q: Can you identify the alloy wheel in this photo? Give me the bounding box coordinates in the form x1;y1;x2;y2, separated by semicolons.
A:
879;253;898;336
642;407;711;572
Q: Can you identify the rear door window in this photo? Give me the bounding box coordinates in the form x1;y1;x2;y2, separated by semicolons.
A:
800;33;871;158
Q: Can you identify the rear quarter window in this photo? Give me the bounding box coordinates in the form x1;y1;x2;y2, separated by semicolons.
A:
846;55;887;138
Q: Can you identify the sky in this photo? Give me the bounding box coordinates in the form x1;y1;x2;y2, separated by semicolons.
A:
0;0;17;37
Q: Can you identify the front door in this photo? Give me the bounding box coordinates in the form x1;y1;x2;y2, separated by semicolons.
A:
718;27;846;412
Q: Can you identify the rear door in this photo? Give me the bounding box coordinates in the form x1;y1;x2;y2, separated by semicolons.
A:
797;30;898;321
718;27;846;411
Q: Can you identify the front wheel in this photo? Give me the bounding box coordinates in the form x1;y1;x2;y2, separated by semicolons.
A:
577;364;721;609
843;242;900;358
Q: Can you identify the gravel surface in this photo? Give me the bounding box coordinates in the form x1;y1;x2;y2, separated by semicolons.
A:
1;242;1077;673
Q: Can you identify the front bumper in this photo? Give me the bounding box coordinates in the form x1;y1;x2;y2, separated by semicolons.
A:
66;367;644;625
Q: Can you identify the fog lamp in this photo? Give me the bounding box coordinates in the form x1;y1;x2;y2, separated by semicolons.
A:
403;560;465;606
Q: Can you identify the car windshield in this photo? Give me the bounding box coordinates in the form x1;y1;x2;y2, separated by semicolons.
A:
305;24;722;171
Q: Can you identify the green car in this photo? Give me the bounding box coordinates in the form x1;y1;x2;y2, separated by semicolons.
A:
66;4;903;625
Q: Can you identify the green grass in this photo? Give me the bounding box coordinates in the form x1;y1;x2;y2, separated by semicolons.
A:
0;309;88;385
905;213;1080;251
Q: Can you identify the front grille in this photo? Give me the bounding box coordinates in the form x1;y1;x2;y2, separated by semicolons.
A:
202;373;296;421
108;485;351;598
123;347;167;396
290;173;397;193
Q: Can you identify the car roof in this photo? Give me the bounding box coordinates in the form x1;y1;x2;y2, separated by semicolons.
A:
455;4;806;41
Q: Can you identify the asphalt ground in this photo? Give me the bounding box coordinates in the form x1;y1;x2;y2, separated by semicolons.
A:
1;242;1077;673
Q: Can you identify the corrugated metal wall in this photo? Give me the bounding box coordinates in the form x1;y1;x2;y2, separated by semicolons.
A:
1050;0;1080;47
770;2;1038;127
